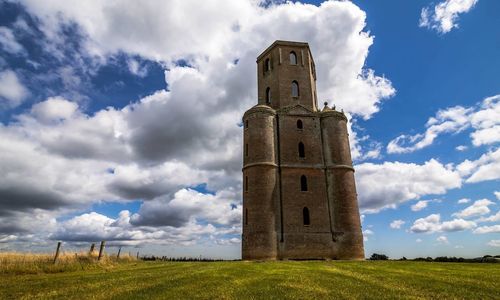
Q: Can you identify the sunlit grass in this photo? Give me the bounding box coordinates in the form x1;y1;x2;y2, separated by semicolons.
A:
0;259;498;299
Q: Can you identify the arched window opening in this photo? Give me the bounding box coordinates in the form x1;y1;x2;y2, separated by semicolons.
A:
245;209;248;225
265;87;271;104
297;119;303;129
245;120;249;129
303;207;310;226
290;51;297;65
298;142;305;158
292;81;299;97
265;58;271;72
245;176;248;192
300;175;308;191
245;143;249;157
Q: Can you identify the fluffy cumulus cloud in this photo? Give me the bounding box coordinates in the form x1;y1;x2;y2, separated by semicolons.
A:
410;214;477;233
362;229;374;242
411;200;429;212
356;159;461;213
0;1;399;250
457;148;500;183
129;188;241;228
390;219;405;229
52;210;223;247
0;69;29;107
477;211;500;223
388;95;500;154
458;198;470;204
452;199;494;218
419;0;478;34
473;225;500;234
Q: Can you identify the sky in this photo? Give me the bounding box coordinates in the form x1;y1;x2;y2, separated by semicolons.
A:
0;0;498;259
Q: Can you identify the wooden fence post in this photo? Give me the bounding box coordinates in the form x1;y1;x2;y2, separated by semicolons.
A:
117;246;122;259
53;242;61;264
89;243;95;255
98;241;106;261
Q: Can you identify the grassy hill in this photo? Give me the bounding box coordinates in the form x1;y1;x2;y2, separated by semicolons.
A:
1;260;499;299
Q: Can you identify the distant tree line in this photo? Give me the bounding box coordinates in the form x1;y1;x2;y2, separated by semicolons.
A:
369;253;500;263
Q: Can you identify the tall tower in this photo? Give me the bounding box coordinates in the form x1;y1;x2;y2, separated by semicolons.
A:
242;40;364;260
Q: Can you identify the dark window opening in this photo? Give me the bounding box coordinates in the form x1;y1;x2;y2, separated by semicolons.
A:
266;87;271;104
245;120;248;129
245;209;248;225
245;176;248;192
290;51;297;65
265;58;271;72
292;81;299;97
303;207;310;226
245;143;248;157
298;142;305;158
300;175;308;191
297;119;303;129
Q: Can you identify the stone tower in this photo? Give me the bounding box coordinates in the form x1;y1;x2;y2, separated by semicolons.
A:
242;40;364;260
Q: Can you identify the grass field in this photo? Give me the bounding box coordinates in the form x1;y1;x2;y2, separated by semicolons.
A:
1;260;499;299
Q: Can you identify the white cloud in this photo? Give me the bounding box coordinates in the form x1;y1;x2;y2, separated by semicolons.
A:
363;229;374;235
411;214;442;233
356;159;461;213
410;214;477;233
390;219;405;229
0;235;18;243
362;229;373;242
130;188;241;227
458;148;500;183
387;106;471;154
456;145;467;151
30;97;79;124
0;69;29;107
487;240;500;247
469;95;500;146
477;211;500;223
473;225;500;234
416;238;422;243
453;199;494;218
436;235;449;244
411;200;429;212
441;218;477;232
458;198;470;204
495;191;500;201
0;26;25;54
387;95;500;154
52;210;228;247
127;58;148;77
419;0;478;34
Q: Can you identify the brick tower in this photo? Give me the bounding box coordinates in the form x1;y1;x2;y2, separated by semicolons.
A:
242;40;364;260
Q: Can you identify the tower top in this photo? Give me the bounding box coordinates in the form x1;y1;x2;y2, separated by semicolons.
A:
256;40;312;63
256;40;318;111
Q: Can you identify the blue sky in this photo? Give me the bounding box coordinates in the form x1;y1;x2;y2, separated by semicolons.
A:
0;0;498;258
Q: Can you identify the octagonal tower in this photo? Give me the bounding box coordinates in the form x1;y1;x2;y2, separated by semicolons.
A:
242;40;364;260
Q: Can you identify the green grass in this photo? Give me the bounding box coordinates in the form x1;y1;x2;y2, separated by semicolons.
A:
1;260;499;299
